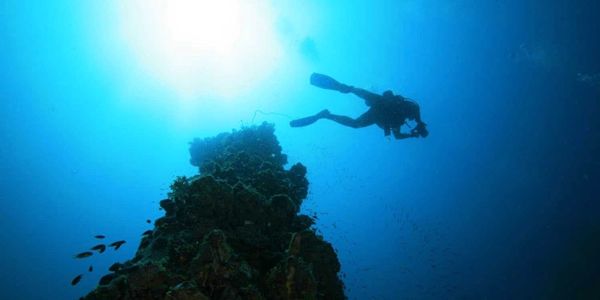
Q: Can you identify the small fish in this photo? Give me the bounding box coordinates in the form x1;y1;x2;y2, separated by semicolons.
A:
142;230;153;236
108;262;123;272
109;240;126;250
94;235;106;239
90;244;106;253
146;219;151;224
74;251;93;259
88;265;93;272
71;274;83;286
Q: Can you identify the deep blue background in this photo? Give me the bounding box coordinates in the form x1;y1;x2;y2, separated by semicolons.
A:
1;1;599;299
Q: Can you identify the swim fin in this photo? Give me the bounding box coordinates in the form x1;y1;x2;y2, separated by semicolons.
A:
310;73;351;92
290;115;321;127
290;110;330;127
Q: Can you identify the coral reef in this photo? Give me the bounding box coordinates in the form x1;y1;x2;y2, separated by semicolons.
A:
84;123;345;300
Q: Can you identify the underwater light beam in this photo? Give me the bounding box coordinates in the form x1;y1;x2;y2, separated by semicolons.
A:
118;0;282;100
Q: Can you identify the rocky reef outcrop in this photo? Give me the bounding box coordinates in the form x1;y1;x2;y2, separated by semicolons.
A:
84;123;346;300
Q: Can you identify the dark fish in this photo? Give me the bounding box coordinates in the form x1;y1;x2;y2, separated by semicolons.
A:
94;235;106;239
71;274;83;286
108;262;123;272
74;251;93;259
90;244;106;253
146;219;151;224
142;230;153;236
88;265;93;272
109;240;126;250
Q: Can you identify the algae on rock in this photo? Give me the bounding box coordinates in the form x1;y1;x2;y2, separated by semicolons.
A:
84;123;345;300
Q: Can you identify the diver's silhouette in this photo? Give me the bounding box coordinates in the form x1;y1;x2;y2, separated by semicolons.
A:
290;73;429;139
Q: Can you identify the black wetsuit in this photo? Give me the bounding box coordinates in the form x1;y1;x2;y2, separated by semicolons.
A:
336;87;423;137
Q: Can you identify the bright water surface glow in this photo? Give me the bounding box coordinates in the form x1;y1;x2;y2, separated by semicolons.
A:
118;0;282;100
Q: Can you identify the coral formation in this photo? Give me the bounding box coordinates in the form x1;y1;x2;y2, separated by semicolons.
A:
83;122;345;300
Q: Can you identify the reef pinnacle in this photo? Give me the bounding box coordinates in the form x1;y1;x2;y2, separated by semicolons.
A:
83;123;346;300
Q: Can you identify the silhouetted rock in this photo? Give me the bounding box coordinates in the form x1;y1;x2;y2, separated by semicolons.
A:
83;123;345;300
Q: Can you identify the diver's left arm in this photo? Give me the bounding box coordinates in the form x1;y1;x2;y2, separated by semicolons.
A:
410;104;429;138
392;127;419;139
411;122;428;138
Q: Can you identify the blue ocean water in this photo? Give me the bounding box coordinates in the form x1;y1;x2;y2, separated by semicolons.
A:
1;0;599;299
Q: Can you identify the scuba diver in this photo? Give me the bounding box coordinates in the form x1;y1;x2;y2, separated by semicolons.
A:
290;73;429;139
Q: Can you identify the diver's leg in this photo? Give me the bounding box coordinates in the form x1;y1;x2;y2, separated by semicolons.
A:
323;110;375;128
348;88;381;107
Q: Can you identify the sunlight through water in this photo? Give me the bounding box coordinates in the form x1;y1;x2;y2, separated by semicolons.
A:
118;0;282;100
